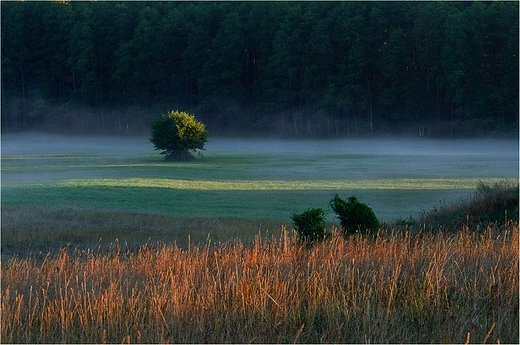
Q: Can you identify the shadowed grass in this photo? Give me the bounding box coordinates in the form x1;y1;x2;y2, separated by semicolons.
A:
1;206;283;261
419;180;519;230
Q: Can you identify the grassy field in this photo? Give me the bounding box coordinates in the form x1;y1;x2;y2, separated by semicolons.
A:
2;223;518;343
1;133;518;343
2;133;518;255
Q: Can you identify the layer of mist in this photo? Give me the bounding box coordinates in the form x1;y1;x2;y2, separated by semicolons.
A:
206;136;519;157
4;132;518;157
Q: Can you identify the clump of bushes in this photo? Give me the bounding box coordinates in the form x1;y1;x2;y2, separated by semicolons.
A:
329;194;379;237
291;208;329;243
292;194;379;243
292;181;518;242
419;180;518;231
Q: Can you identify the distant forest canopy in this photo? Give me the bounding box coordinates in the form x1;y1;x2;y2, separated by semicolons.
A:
1;1;518;137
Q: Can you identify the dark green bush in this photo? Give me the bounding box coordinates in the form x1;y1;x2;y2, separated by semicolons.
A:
150;110;208;161
419;180;519;231
329;194;379;237
291;208;329;243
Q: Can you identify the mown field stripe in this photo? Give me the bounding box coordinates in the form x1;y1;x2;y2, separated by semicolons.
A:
5;177;507;191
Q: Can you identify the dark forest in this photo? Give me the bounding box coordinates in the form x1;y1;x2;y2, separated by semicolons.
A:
1;1;518;137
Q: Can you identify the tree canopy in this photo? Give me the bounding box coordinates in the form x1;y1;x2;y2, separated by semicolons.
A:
2;1;518;136
150;110;208;161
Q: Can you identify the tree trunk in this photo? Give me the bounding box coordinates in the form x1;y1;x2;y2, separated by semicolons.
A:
21;65;27;127
291;99;298;135
334;112;339;136
366;75;373;135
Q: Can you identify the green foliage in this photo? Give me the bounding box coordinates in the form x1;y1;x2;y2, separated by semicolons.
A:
150;110;208;161
329;194;379;237
1;1;518;135
291;208;329;243
419;180;519;231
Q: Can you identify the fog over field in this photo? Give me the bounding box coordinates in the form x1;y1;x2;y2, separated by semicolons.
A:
1;132;152;157
1;132;518;221
3;132;517;180
3;132;518;158
208;136;519;157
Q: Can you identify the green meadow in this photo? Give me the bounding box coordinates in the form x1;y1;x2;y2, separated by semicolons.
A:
2;133;518;256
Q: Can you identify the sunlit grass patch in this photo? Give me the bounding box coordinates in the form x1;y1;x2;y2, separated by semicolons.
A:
7;177;507;190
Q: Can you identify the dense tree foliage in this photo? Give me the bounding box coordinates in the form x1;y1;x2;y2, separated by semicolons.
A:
291;207;329;243
2;1;518;136
329;194;379;237
150;110;208;161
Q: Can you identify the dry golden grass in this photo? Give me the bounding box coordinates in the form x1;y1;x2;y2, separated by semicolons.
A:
2;222;518;343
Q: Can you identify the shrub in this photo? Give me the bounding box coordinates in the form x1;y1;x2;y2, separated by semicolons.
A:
329;194;379;237
291;208;329;243
150;110;208;161
419;179;519;231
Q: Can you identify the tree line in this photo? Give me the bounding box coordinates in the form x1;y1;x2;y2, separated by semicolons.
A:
2;1;518;136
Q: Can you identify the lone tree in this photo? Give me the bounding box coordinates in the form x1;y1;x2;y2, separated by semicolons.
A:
150;110;208;161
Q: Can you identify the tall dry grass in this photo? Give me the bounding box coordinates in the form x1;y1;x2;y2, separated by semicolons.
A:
2;222;518;343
